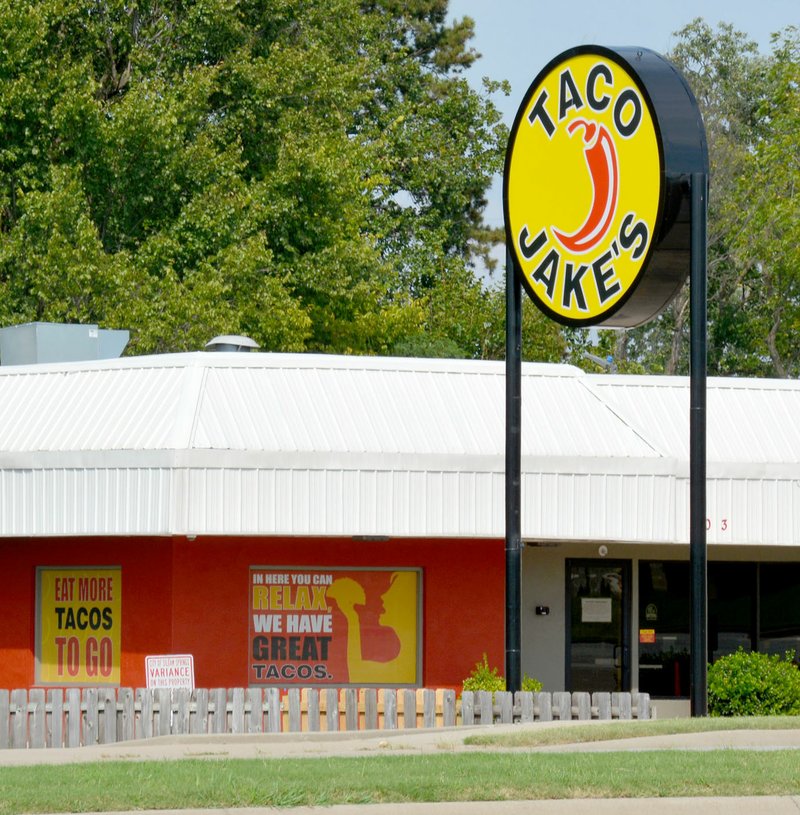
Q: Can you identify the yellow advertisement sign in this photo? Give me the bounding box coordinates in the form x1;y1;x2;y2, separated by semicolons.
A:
505;50;661;325
36;567;121;685
249;567;421;686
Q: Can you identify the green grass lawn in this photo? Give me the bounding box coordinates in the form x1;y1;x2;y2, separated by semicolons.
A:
463;715;800;748
2;749;800;814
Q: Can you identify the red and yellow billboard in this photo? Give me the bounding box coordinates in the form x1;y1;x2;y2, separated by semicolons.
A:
249;567;421;686
36;567;122;685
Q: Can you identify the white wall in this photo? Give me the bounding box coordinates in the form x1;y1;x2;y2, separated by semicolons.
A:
520;541;800;693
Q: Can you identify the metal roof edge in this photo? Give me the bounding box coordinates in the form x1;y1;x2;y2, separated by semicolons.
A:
4;349;800;391
0;350;586;378
0;449;684;475
586;372;800;391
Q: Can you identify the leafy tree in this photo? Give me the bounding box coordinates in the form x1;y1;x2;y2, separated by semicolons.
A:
733;28;800;377
658;19;773;377
0;0;510;357
584;20;800;378
396;265;564;362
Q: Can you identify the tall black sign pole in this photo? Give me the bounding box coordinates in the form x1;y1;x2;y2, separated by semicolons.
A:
505;248;523;695
690;171;709;716
504;46;707;704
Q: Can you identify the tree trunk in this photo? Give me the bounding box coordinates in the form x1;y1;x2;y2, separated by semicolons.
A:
767;309;787;378
614;329;629;368
666;288;690;375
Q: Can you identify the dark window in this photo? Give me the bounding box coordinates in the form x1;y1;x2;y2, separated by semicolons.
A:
638;561;690;698
708;563;756;662
639;560;800;697
759;564;800;659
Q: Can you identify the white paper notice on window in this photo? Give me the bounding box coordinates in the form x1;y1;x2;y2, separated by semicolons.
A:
581;597;613;623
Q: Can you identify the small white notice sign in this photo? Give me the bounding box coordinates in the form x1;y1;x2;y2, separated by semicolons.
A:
581;598;613;624
145;654;195;690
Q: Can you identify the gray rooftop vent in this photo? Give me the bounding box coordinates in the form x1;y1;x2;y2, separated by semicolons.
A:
0;322;129;366
205;335;260;353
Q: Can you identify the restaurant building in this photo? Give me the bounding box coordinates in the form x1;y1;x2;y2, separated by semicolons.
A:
1;328;799;714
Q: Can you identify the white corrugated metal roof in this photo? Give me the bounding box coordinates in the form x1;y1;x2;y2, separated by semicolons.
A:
0;353;655;459
0;362;190;452
588;375;800;466
0;352;798;544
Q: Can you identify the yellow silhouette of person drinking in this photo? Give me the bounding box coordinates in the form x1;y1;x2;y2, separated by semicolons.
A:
327;571;418;684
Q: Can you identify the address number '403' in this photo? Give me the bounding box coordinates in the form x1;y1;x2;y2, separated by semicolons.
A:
705;518;729;532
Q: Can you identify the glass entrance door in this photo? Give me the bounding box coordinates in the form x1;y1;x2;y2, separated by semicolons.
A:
566;560;631;692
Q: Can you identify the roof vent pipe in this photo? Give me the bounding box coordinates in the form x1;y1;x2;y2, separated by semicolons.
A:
204;335;260;353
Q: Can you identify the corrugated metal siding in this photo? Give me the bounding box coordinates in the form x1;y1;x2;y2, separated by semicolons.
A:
169;468;504;538
521;472;678;543
699;477;800;546
0;467;172;536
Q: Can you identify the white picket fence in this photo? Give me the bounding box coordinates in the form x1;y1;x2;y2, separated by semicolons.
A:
0;687;650;749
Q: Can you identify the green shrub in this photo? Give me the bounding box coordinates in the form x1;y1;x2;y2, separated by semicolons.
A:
522;674;543;693
462;653;505;693
461;653;543;693
708;649;800;716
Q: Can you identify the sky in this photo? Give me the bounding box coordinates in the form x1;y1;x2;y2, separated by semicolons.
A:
446;0;799;267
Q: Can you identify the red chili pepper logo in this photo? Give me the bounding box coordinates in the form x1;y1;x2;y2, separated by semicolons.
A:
553;119;619;254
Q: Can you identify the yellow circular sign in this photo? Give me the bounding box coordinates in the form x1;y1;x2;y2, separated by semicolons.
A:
505;49;664;326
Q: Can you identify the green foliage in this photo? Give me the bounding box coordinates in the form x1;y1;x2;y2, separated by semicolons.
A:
462;653;505;693
573;21;800;379
6;7;800;374
461;653;542;693
732;28;800;378
521;674;543;693
708;649;800;717
0;0;510;358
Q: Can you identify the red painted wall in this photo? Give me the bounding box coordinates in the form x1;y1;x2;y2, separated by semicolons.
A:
0;538;172;688
0;535;504;690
